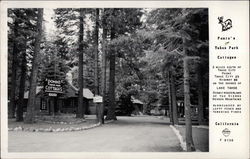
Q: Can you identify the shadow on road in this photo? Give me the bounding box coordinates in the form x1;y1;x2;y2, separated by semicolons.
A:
109;116;171;126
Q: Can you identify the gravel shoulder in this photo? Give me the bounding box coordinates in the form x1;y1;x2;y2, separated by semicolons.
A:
175;125;209;152
8;115;99;131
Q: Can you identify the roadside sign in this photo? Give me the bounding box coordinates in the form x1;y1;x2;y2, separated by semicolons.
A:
93;96;103;103
48;93;57;97
44;78;63;93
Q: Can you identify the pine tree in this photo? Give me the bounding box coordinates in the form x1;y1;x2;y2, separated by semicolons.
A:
145;8;208;151
167;71;173;122
9;18;18;118
16;37;27;121
101;8;108;123
105;8;143;120
8;9;38;121
106;12;117;120
24;8;44;123
94;8;100;96
94;8;104;123
77;8;85;118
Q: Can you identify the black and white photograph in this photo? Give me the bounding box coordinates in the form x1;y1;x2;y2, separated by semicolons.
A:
6;7;209;152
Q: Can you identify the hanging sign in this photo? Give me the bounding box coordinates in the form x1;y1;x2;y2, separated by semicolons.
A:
48;93;57;97
93;95;103;103
44;78;63;94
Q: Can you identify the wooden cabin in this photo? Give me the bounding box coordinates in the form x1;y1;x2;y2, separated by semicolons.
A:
60;83;94;114
23;83;95;115
150;102;166;115
131;97;144;115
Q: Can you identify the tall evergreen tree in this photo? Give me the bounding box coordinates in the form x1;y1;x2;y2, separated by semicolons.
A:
105;8;143;120
16;37;27;121
146;8;208;151
94;8;104;123
167;71;173;122
101;8;108;123
9;19;18;118
94;8;100;96
8;8;38;121
170;72;178;125
106;10;117;120
197;63;204;124
77;8;85;118
183;38;195;151
24;8;44;123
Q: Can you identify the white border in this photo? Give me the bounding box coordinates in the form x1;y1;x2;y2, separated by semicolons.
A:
1;1;249;159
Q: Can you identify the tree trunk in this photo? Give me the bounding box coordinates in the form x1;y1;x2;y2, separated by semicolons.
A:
94;8;100;96
167;71;173;124
106;48;117;120
24;9;43;123
77;8;85;118
197;64;204;125
16;41;27;121
50;98;55;116
101;9;108;124
183;56;195;151
106;9;117;120
9;20;19;119
94;8;102;123
170;72;179;125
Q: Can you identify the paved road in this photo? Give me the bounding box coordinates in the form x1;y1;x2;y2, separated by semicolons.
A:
8;116;182;152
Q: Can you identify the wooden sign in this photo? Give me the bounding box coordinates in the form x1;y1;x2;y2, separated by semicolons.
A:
93;96;103;103
48;93;57;97
44;79;63;93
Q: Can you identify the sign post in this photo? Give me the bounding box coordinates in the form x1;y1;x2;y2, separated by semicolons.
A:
44;79;63;115
44;79;63;94
93;95;103;123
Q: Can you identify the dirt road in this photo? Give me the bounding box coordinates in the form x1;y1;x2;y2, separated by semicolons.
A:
8;116;182;152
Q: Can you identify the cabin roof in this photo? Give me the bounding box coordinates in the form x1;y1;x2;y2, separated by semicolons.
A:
132;99;144;105
131;96;144;105
82;88;94;99
23;83;94;99
23;86;43;99
67;82;94;99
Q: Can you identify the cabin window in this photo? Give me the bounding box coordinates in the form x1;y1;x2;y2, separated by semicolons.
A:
40;98;47;110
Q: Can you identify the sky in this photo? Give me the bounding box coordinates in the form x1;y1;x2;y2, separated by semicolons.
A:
43;8;94;41
43;8;151;38
43;8;56;38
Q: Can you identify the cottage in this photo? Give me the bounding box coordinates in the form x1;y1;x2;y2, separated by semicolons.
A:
150;102;166;115
131;97;144;115
60;83;94;114
23;83;95;115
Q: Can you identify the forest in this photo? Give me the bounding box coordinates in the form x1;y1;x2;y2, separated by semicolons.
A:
8;8;208;151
